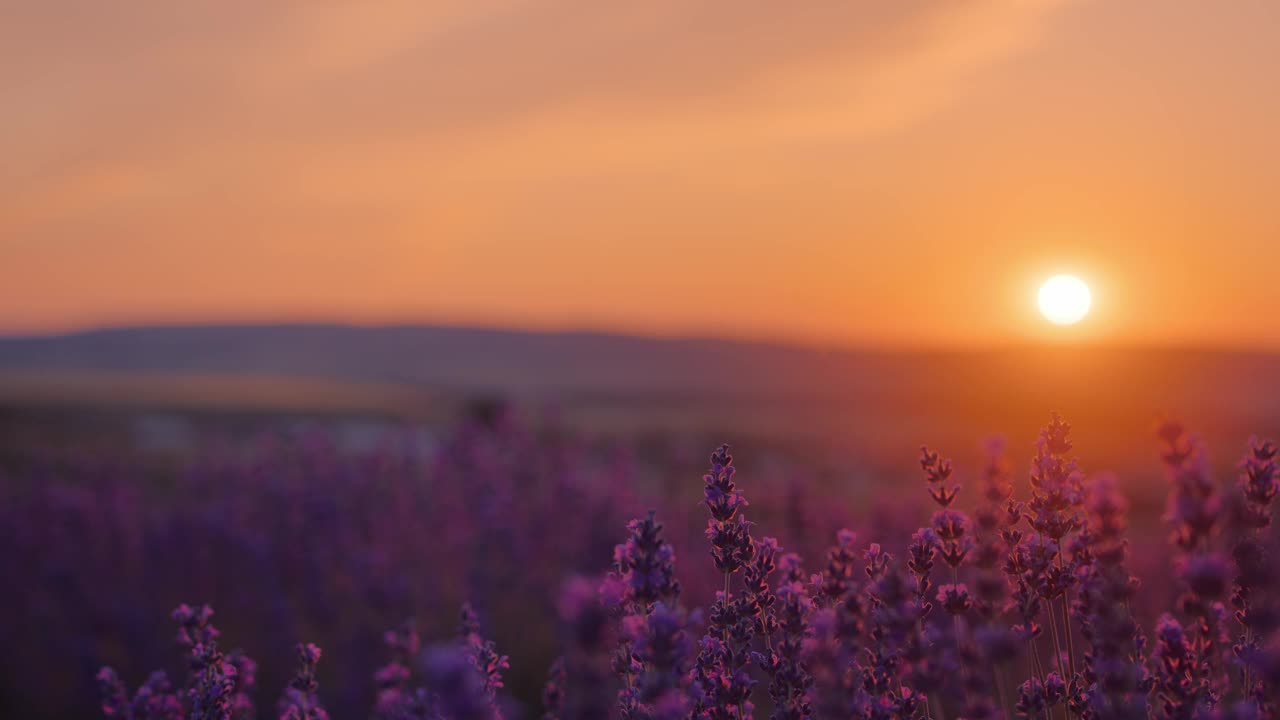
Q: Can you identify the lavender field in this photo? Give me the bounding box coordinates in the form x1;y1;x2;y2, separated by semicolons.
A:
4;400;1278;719
9;0;1280;716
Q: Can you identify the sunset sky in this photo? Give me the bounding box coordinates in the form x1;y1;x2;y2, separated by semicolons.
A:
3;1;1278;348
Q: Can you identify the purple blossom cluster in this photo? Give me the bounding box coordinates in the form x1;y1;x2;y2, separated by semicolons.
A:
7;411;1280;719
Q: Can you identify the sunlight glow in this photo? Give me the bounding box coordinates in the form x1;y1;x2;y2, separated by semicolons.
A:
1038;274;1092;325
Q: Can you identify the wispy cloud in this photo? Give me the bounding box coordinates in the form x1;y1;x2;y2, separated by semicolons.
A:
3;1;1067;224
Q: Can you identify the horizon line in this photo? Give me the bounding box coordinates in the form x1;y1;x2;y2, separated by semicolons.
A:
3;319;1280;358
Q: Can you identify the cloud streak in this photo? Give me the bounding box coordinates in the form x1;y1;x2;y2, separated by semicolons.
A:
3;1;1066;223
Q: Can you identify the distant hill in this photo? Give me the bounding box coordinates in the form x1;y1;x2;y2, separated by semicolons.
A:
0;323;1275;393
0;323;1080;399
2;324;1279;467
0;324;876;393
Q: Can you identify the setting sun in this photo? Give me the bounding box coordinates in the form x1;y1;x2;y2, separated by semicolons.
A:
1038;274;1092;326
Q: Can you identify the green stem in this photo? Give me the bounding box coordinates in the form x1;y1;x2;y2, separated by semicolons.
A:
723;571;731;644
994;665;1010;718
1057;547;1078;682
951;565;963;643
1045;593;1065;680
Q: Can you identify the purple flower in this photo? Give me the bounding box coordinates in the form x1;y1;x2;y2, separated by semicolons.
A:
228;652;257;720
1238;437;1279;528
172;604;241;720
277;643;328;720
173;604;220;654
920;447;954;486
863;543;891;581
907;529;939;619
1152;614;1211;720
132;671;184;720
921;447;959;508
937;583;972;617
541;657;566;720
374;620;422;720
422;645;499;720
625;602;698;718
695;444;760;719
1016;676;1048;719
1183;553;1231;600
767;577;813;720
557;577;614;720
614;511;682;609
458;603;509;713
744;536;781;641
1043;671;1066;705
703;444;748;525
97;667;130;719
1157;421;1221;553
610;511;682;718
705;514;756;578
802;609;867;720
813;529;859;609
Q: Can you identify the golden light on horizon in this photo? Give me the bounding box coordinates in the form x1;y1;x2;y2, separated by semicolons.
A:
1038;274;1092;326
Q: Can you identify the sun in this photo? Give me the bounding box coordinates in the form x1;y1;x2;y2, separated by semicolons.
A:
1038;274;1092;325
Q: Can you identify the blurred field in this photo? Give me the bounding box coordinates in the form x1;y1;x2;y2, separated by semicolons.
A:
4;325;1280;474
4;327;1280;718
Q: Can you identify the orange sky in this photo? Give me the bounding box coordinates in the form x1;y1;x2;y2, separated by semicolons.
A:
3;1;1278;348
